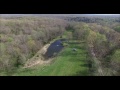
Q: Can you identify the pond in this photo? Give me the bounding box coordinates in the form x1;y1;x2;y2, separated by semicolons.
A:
44;39;66;59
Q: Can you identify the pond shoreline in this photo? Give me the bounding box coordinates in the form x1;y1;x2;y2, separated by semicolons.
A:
24;38;66;68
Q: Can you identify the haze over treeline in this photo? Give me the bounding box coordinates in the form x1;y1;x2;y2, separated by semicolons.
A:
0;14;120;17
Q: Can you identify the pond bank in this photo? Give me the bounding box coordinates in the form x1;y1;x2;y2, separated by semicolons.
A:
44;39;66;59
24;37;65;68
14;39;90;76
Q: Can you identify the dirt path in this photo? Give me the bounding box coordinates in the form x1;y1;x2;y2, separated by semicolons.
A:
24;44;52;68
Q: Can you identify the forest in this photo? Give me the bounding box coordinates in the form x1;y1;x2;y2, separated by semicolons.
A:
0;14;120;76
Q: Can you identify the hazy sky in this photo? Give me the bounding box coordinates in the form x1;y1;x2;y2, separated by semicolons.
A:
0;14;120;17
94;14;120;15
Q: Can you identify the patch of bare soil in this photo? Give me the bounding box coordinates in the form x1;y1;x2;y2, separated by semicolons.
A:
24;44;53;68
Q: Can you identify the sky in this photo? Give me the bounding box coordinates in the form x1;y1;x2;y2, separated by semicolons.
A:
0;14;120;17
91;14;120;15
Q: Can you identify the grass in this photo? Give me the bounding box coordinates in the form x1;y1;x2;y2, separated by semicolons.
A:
111;49;120;62
13;40;90;76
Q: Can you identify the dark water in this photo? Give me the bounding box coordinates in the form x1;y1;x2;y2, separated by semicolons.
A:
44;39;66;58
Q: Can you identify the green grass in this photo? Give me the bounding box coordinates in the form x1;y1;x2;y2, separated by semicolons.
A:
13;40;89;76
61;31;69;38
114;26;120;32
111;49;120;62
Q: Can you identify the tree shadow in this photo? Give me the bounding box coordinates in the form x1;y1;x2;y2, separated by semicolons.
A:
74;70;90;76
11;68;36;76
69;46;85;50
68;58;86;62
59;51;86;57
80;63;89;67
71;63;90;76
68;42;81;44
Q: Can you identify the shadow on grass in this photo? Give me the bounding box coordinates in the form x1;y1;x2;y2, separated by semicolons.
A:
69;46;85;50
80;63;89;67
71;63;90;76
74;70;90;76
68;42;81;44
20;68;35;73
59;51;86;58
13;68;36;76
68;59;86;63
58;48;87;63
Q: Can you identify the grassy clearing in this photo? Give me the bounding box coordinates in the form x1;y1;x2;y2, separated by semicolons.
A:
14;40;89;76
111;49;120;62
